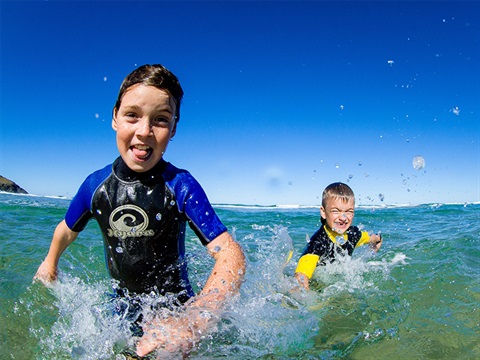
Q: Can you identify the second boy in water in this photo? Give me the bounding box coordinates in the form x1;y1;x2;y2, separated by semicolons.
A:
295;182;382;289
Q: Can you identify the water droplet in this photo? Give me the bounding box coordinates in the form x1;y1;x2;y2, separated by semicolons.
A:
116;246;123;253
412;155;425;170
205;211;210;216
336;236;346;245
170;200;176;206
156;213;162;221
96;209;102;215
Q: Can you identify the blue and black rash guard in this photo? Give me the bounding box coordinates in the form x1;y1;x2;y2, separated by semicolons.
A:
65;157;227;301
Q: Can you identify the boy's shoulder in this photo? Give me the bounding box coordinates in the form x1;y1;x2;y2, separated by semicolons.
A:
84;163;113;184
310;225;329;243
82;163;113;189
90;163;113;177
163;162;195;183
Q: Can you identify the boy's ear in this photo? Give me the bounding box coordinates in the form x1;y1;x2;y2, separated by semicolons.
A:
170;122;177;139
320;206;326;219
112;109;118;131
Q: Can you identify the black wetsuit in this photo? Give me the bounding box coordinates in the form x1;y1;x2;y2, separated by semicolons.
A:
295;225;370;278
65;157;227;302
301;225;366;265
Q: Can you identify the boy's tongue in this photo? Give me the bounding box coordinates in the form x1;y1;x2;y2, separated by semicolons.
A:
132;146;151;159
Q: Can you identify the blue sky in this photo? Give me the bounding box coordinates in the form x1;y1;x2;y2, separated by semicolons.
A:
1;1;479;206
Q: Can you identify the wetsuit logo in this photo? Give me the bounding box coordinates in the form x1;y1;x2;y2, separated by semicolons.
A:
108;205;154;239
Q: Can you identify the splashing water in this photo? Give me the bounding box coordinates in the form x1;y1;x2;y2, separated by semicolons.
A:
33;276;133;358
5;195;478;359
29;226;408;359
194;225;320;358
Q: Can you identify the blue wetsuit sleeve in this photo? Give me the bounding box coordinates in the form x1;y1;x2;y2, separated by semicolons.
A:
65;164;112;232
167;167;227;245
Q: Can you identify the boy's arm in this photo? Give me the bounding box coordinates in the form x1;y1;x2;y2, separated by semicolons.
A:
356;231;383;252
34;220;79;284
136;231;246;357
195;231;246;305
294;253;320;290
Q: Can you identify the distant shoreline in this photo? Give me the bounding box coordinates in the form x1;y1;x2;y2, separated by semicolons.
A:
2;191;477;210
0;176;28;194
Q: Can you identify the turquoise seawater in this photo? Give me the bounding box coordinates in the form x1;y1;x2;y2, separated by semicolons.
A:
1;192;479;359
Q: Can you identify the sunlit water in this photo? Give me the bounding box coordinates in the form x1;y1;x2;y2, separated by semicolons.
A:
1;193;479;359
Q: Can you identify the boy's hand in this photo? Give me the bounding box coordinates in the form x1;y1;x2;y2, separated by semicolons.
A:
33;261;58;285
34;220;79;286
294;272;310;290
136;307;215;357
369;234;383;252
135;316;193;356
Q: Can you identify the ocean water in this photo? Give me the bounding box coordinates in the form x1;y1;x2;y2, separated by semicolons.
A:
1;192;479;359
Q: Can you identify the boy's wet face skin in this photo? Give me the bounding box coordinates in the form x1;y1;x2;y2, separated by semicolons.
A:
320;197;355;235
112;84;177;173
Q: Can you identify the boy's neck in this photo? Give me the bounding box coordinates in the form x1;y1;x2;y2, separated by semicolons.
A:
324;224;347;240
114;157;167;182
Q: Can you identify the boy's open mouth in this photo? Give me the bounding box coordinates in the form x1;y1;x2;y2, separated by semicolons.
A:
334;221;349;230
131;145;152;160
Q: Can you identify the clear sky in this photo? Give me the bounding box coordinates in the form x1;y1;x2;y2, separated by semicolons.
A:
1;0;479;206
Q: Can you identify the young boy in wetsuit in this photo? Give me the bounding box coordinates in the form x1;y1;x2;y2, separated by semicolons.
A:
295;182;382;290
34;64;246;357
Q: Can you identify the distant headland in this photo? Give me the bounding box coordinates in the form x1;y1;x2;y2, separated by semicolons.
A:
0;176;28;194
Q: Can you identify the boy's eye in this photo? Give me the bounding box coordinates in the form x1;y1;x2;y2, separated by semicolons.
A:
153;117;169;124
152;115;174;127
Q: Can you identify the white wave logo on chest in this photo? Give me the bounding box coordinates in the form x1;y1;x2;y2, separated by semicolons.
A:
107;204;154;239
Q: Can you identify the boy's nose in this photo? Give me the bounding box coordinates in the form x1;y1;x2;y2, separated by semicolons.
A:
137;119;153;136
337;212;351;220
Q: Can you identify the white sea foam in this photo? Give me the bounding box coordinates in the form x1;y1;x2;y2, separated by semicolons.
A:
35;275;133;358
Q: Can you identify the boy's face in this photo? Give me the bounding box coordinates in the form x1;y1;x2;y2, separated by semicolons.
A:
112;84;177;173
320;197;355;235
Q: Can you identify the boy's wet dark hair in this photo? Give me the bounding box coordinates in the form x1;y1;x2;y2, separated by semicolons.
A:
113;64;184;122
